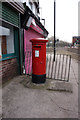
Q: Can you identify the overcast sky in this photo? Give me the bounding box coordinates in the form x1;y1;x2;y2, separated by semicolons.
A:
39;0;79;43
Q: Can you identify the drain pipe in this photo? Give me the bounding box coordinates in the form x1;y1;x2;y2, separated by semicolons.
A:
19;13;23;74
22;16;33;75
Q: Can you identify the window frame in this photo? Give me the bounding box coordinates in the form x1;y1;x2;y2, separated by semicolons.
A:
2;26;17;60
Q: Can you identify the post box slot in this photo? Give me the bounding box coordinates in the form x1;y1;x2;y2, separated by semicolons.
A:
33;46;41;48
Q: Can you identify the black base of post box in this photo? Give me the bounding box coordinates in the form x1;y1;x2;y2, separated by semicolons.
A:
32;74;46;84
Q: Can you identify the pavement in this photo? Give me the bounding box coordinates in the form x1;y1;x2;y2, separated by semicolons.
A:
1;58;79;118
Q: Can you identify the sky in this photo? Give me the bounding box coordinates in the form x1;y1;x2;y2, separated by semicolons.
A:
39;0;80;43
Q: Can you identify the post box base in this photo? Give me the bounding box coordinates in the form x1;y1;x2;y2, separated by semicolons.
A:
32;74;46;84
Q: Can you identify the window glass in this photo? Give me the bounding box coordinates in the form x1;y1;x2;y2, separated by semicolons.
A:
2;36;7;54
0;24;14;56
6;26;14;54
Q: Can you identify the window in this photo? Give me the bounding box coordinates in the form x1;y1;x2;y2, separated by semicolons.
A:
0;23;15;59
2;36;7;54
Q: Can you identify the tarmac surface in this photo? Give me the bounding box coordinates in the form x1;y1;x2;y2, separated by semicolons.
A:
2;58;79;118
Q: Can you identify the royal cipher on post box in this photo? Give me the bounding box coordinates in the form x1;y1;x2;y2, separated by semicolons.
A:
30;38;48;84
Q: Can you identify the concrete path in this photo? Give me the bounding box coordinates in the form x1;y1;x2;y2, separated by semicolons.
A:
2;58;78;118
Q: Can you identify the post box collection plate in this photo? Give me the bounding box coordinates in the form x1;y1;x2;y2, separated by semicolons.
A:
35;50;39;57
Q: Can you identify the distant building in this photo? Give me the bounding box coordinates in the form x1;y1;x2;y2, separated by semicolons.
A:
21;0;48;74
72;36;80;45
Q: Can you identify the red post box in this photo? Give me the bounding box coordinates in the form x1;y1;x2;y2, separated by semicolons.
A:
30;38;48;84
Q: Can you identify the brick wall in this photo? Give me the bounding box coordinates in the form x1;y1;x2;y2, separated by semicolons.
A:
0;58;18;84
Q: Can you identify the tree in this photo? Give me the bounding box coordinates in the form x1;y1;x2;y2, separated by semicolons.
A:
47;36;71;47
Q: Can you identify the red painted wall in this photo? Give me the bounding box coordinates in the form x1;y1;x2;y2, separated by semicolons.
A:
24;27;44;74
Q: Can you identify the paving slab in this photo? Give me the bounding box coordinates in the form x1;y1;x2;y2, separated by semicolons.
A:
2;58;79;118
20;76;73;92
48;80;73;92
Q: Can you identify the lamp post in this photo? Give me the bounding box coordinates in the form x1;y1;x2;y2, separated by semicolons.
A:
54;0;56;61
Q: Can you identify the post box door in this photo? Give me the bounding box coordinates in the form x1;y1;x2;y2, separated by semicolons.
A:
32;45;44;75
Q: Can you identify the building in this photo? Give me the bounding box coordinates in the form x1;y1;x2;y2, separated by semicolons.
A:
21;0;48;74
0;1;25;84
0;0;48;84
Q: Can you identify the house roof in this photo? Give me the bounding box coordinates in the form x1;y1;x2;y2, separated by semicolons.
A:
32;0;39;13
21;5;49;38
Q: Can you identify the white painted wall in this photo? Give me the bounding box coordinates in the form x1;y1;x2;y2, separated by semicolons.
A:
22;0;38;15
33;3;37;15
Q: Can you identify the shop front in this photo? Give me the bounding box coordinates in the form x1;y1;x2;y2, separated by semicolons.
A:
0;2;24;84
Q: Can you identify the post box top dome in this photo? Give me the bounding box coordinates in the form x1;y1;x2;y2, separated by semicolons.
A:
30;38;48;43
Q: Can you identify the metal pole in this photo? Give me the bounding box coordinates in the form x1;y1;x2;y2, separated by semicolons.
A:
19;13;22;74
54;0;56;61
